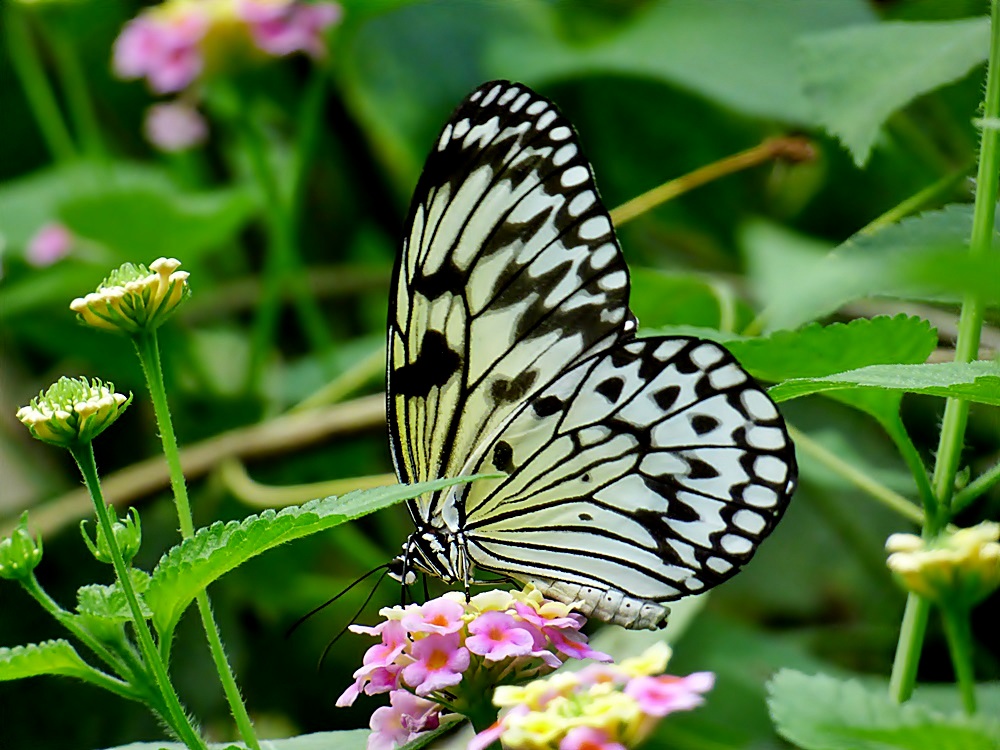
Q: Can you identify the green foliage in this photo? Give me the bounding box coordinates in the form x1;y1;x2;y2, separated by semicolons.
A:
0;640;93;682
768;671;1000;750
770;360;1000;406
145;475;493;635
99;730;371;750
758;204;1000;332
798;18;989;166
77;569;152;624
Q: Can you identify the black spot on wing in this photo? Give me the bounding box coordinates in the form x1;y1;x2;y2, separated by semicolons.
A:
411;261;466;300
595;377;625;403
653;386;681;411
691;414;720;435
492;370;539;403
532;395;564;417
393;330;461;397
493;440;514;472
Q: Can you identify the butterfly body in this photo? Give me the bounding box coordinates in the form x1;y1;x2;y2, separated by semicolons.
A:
387;81;797;629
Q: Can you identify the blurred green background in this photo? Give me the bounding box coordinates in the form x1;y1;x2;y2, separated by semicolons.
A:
1;0;998;748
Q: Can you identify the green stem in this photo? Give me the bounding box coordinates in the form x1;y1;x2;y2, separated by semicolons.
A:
929;0;1000;530
134;332;261;750
69;442;206;750
21;572;135;681
888;594;930;703
787;425;925;525
238;94;332;392
952;459;1000;513
3;3;76;163
37;17;106;161
885;416;937;521
940;604;978;714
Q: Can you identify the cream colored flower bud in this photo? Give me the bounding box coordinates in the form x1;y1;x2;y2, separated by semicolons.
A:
886;523;1000;606
70;257;190;335
16;377;131;447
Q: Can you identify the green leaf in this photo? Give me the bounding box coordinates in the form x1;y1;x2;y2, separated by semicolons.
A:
59;185;256;262
797;18;989;166
740;220;832;312
77;569;152;622
730;315;937;426
768;670;1000;750
769;360;1000;406
757;204;1000;331
630;268;752;331
145;474;496;635
0;640;93;682
488;0;875;124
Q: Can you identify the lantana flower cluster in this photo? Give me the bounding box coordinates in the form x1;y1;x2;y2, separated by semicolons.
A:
338;586;611;750
114;0;342;94
471;641;714;750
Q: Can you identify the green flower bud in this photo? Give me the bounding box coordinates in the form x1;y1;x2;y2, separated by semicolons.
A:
70;257;190;335
81;507;142;564
886;522;1000;607
16;377;131;448
0;512;43;581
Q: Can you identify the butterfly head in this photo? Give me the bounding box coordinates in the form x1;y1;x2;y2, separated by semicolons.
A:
388;529;459;586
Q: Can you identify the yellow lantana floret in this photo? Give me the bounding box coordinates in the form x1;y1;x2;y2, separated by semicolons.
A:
70;257;190;335
886;522;1000;606
16;377;131;448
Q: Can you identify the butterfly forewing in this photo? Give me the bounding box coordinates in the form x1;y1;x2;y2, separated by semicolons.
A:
388;80;797;628
389;81;631;525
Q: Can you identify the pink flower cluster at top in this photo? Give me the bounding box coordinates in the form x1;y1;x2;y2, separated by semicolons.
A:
337;587;610;750
113;0;341;94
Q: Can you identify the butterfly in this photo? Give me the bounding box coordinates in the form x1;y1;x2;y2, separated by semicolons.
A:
386;80;797;629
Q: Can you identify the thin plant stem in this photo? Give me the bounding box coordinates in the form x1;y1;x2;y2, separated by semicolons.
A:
952;459;1000;513
21;572;137;683
940;604;978;714
609;136;814;227
859;162;974;236
38;17;106;161
238;96;332;392
888;594;930;704
69;442;206;750
888;0;1000;706
134;332;261;750
4;3;76;163
885;415;937;521
787;425;925;525
929;0;1000;530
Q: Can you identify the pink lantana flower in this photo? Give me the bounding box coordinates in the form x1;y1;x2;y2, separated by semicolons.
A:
336;620;409;707
560;726;627;750
144;101;208;152
368;690;441;750
113;11;208;93
624;672;715;716
401;632;470;696
237;0;341;58
26;223;74;267
401;597;466;635
466;610;535;662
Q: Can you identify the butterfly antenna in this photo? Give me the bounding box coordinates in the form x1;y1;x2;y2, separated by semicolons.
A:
317;567;391;668
285;563;391;639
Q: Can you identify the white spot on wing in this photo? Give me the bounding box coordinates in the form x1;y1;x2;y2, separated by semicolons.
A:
498;87;518;105
553;144;577;167
754;455;787;484
589;243;617;270
568;191;595;217
438;124;453;151
481;84;502;107
536;110;557;130
746;426;786;450
720;534;752;554
452;118;470;140
708;364;746;390
550;125;572;141
741;389;778;420
561;166;588;188
526;100;547;116
511;92;530;112
691;344;724;369
733;509;766;534
742;484;778;508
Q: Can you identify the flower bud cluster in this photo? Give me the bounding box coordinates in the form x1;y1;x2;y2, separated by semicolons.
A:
0;513;43;581
70;258;190;335
338;586;610;750
886;522;1000;607
113;0;342;94
82;508;143;565
16;377;131;448
471;642;714;750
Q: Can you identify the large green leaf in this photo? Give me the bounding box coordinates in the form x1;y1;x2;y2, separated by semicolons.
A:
730;315;937;426
488;0;875;124
797;18;989;166
769;360;1000;406
59;185;256;262
145;474;495;635
768;670;1000;750
757;204;1000;331
0;640;94;682
630;268;752;331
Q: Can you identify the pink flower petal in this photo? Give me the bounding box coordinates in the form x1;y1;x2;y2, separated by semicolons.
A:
466;611;536;662
559;726;626;750
144;101;208;152
624;672;715;716
26;223;73;267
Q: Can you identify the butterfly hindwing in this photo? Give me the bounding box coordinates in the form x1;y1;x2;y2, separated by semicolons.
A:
389;81;631;525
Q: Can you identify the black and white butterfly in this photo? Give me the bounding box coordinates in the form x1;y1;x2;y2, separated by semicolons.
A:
386;80;796;629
